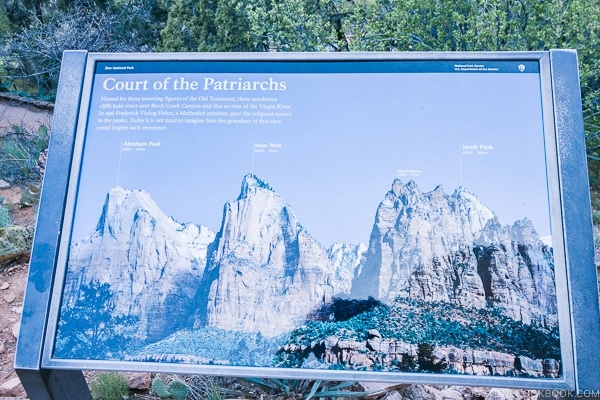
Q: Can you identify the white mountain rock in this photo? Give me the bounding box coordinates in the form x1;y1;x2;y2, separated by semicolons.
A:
194;174;336;337
351;179;556;326
327;242;367;295
63;187;215;341
63;174;557;350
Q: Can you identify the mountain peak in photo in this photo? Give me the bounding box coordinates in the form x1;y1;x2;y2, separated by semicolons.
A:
352;179;557;327
62;174;557;352
238;173;273;200
196;173;336;337
64;186;216;342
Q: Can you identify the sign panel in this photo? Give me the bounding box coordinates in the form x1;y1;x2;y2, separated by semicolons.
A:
17;51;599;392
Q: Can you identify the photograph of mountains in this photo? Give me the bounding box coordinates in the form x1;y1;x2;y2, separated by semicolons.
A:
54;173;560;378
51;62;561;379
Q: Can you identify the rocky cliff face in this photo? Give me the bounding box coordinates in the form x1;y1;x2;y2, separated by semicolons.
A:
63;175;557;349
63;176;362;343
327;242;367;295
63;187;215;341
351;180;493;306
193;174;335;337
278;329;560;378
474;218;557;327
351;179;556;327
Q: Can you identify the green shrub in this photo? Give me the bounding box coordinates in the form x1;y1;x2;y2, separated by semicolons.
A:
183;376;227;400
0;204;11;228
152;377;189;400
0;127;46;184
1;0;161;99
417;343;448;373
89;372;129;400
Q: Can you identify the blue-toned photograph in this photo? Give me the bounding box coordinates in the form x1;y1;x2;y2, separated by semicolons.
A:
53;60;560;378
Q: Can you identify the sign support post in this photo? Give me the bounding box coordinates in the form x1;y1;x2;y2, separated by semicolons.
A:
550;50;600;393
14;50;91;400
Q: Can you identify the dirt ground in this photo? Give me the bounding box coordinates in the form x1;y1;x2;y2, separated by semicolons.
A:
0;93;53;134
0;250;29;398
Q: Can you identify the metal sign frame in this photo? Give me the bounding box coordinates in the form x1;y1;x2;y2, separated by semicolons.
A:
14;50;600;399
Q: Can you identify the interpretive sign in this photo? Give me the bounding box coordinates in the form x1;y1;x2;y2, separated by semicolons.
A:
15;51;600;398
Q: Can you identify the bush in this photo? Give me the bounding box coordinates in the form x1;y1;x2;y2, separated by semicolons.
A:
417;343;448;373
89;372;129;400
310;296;384;322
1;0;160;99
134;327;284;367
0;203;11;228
54;281;140;360
0;127;46;185
152;377;189;400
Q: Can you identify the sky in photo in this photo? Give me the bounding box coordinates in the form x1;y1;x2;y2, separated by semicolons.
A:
70;63;552;248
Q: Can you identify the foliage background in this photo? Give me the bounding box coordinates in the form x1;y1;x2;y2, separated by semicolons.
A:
1;0;599;169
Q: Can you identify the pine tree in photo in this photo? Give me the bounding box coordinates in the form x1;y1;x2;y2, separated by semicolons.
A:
54;281;139;359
